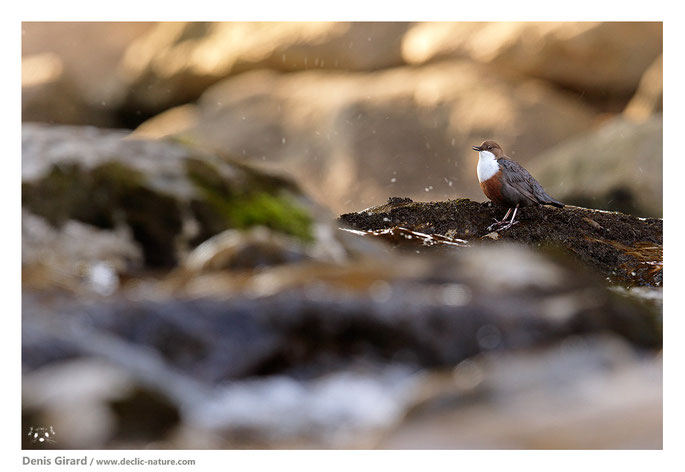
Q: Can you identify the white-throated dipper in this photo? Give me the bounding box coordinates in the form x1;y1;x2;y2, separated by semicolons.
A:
472;140;564;230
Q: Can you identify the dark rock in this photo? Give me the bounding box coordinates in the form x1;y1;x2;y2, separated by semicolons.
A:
339;198;663;287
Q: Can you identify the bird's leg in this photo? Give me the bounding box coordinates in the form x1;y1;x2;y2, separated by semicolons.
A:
487;208;512;231
498;204;521;230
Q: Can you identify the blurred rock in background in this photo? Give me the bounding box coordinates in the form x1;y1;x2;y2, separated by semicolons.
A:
22;21;662;216
134;63;597;214
119;22;411;115
402;22;662;100
529;115;662;217
22;52;93;126
623;54;663;121
22;22;155;127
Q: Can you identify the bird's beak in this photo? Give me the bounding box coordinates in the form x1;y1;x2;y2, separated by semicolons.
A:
472;145;481;151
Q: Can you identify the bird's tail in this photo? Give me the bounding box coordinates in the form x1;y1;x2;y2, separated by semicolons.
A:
547;199;564;208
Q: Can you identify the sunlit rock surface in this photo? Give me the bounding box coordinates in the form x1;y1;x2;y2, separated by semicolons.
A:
528;115;663;217
134;62;597;214
120;22;411;114
22;22;155;126
624;54;663;122
22;53;97;126
402;22;662;98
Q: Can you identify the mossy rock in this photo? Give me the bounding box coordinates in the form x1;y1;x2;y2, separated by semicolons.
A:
185;158;312;244
23;161;182;267
22;124;315;268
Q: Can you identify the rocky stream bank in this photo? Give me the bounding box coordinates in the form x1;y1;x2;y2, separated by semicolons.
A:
22;124;662;449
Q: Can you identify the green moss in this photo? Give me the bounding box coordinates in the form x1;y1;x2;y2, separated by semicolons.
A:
186;158;313;242
206;189;313;241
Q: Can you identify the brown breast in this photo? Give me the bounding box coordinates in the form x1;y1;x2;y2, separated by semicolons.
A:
479;171;507;205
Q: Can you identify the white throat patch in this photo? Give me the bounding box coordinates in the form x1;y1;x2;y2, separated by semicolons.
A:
477;150;499;182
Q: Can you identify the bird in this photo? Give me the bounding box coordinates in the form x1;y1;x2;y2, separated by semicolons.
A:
472;140;564;231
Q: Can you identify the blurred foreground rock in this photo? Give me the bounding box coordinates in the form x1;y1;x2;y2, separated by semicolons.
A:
380;335;661;449
23;240;660;448
25;334;660;449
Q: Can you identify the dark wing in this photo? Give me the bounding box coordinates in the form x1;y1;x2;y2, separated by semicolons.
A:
498;158;560;206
